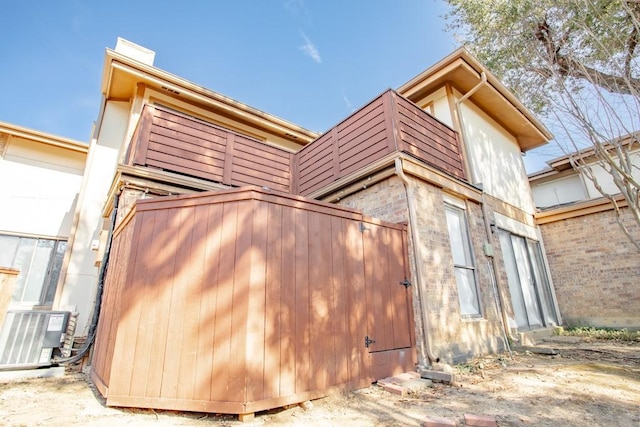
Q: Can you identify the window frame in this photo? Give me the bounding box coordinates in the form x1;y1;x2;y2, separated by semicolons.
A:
0;233;67;308
444;201;482;318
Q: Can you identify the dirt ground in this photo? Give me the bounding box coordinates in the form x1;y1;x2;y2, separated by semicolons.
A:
0;337;638;427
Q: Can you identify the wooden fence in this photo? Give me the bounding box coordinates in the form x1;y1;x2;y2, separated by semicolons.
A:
295;90;464;195
91;186;415;415
127;105;294;193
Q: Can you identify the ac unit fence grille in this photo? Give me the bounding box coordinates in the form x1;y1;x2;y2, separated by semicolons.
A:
0;311;70;368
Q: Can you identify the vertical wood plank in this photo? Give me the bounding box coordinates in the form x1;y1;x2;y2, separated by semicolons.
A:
177;206;201;400
132;105;154;166
331;127;340;181
222;132;236;185
160;207;195;399
264;202;283;400
194;203;222;401
109;210;157;396
344;219;366;383
210;202;238;402
308;211;330;391
363;221;377;354
329;216;347;385
290;152;299;195
246;200;268;403
388;227;412;349
93;216;135;387
378;226;395;350
279;206;297;396
227;199;252;403
294;208;310;393
128;210;163;398
383;91;401;153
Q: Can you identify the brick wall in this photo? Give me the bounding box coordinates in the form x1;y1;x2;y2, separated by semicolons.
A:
339;176;505;364
540;206;640;329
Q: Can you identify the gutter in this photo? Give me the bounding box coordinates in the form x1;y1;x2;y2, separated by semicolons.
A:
394;157;439;368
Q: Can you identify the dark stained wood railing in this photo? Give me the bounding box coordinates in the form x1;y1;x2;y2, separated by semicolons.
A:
126;104;295;192
295;90;465;196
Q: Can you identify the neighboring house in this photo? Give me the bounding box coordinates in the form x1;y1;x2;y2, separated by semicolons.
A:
1;39;561;415
0;122;87;366
0;122;87;310
529;138;640;330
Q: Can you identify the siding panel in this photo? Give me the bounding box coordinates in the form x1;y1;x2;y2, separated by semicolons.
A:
295;90;465;196
129;105;294;192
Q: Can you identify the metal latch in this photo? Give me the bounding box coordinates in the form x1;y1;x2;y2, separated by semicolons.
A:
399;278;411;288
364;335;376;348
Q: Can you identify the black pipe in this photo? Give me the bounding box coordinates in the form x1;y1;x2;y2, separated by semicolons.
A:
53;190;120;365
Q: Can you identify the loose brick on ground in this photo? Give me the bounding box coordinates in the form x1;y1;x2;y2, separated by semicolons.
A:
464;413;497;426
423;415;456;427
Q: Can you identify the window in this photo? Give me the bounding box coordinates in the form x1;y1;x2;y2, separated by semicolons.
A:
444;203;481;316
498;230;558;329
0;234;66;307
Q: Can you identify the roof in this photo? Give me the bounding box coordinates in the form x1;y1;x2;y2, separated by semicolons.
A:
0;120;88;153
397;48;553;152
528;132;640;181
101;48;319;145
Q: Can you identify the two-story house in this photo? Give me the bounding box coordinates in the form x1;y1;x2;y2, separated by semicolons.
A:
0;122;87;367
1;39;561;416
529;136;640;330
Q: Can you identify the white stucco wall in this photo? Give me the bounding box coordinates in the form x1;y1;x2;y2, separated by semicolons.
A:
56;100;130;334
531;174;587;208
581;150;640;199
0;137;85;238
459;97;535;214
417;87;454;128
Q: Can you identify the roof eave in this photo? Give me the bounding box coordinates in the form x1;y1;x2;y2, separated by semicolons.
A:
398;47;553;151
0;121;88;153
101;49;319;144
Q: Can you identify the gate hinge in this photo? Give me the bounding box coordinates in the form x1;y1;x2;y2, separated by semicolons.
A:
399;278;411;288
359;222;368;232
364;335;376;348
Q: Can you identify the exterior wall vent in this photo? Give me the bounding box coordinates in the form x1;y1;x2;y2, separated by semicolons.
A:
114;37;155;66
0;311;70;369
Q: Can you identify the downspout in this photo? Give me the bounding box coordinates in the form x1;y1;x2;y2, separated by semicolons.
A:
394;157;439;367
54;188;121;365
454;72;517;349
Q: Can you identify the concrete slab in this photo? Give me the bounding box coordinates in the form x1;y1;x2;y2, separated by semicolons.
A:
0;366;65;381
378;371;433;396
418;368;455;384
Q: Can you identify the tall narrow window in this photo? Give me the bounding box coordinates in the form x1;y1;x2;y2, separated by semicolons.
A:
444;203;481;316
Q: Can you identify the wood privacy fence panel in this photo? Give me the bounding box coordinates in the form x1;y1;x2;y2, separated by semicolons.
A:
127;105;294;192
295;90;465;196
91;186;415;415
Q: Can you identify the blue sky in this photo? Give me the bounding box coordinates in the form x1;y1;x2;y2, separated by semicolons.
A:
0;0;555;172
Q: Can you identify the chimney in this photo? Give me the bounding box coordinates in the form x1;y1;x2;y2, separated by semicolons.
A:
114;38;155;66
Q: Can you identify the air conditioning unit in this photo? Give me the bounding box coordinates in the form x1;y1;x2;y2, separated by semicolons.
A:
0;311;70;369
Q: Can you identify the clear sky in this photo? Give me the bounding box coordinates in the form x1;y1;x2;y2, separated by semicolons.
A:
0;0;554;172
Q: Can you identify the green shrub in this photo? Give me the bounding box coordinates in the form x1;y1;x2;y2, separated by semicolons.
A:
559;326;640;341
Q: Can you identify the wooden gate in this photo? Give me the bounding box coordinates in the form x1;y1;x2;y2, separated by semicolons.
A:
363;222;414;380
91;186;415;415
